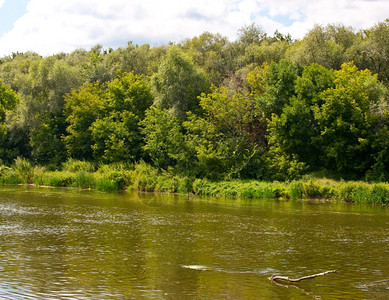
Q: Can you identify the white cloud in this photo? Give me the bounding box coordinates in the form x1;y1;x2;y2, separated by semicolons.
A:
0;0;4;8
0;0;387;56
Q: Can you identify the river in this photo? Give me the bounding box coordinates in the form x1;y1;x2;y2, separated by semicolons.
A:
0;186;388;299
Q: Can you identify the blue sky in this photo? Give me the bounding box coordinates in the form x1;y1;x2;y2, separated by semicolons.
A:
0;0;27;37
0;0;387;56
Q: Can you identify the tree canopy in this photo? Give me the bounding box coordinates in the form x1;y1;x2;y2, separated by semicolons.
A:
1;21;389;181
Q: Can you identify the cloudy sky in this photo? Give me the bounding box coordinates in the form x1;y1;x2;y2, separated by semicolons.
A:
0;0;387;56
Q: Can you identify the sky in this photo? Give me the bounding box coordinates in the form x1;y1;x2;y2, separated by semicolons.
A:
0;0;387;56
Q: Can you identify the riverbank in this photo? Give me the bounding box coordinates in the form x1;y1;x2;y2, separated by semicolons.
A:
1;159;388;204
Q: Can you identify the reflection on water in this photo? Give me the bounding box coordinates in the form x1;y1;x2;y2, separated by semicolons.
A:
0;187;388;299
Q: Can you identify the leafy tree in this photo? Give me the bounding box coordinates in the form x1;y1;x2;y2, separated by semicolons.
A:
30;114;67;166
90;112;140;163
268;63;335;169
0;81;19;162
106;72;153;119
313;62;386;178
184;87;266;179
140;107;186;170
242;40;289;67
287;24;356;69
89;72;153;163
351;21;389;84
257;59;298;118
151;46;208;120
63;83;106;160
64;72;153;163
182;32;231;85
237;23;268;47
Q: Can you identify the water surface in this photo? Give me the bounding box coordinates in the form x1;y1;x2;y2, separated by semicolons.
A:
0;186;388;299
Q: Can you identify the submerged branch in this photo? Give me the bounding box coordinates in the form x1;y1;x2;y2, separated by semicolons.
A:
269;270;338;283
364;279;389;287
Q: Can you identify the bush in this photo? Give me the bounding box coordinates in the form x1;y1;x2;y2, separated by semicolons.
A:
96;164;131;190
0;165;21;184
62;159;95;172
95;178;119;192
370;184;389;204
46;172;75;187
289;181;305;199
73;171;95;189
13;157;34;184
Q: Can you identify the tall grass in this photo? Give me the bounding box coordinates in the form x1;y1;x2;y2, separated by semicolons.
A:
62;159;95;172
0;160;388;204
128;162;194;193
13;157;34;184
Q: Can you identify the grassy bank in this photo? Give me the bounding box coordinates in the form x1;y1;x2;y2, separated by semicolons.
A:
1;158;389;204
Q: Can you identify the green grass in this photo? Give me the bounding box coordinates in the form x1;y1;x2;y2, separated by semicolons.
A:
0;160;388;204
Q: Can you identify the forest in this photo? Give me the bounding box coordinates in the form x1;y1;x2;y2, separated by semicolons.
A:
0;20;389;186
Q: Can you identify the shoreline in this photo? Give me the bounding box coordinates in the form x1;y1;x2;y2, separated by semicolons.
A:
1;170;388;205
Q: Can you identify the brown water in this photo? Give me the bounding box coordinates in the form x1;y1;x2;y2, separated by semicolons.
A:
0;186;388;299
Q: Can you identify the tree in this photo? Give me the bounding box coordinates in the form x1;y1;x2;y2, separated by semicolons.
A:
0;81;19;162
268;64;335;169
257;59;298;118
140;107;186;170
30;114;67;166
106;72;153;120
313;62;386;178
237;23;267;47
352;21;389;84
90;72;153;163
63;83;106;160
287;24;356;69
181;32;232;85
90;112;140;163
151;46;208;120
183;87;267;179
64;72;153;163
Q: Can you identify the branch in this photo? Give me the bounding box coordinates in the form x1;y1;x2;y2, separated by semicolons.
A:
364;279;389;287
269;270;338;283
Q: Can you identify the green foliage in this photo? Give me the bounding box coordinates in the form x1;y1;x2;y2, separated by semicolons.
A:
289;181;305;199
141;107;186;170
184;86;266;180
62;159;95;172
64;72;152;164
30;113;67;166
64;83;105;160
73;171;95;189
13;157;34;184
1;23;389;186
263;147;307;181
0;164;21;184
0;80;19;122
237;23;268;47
96;163;131;191
313;62;381;177
130;161;159;192
181;32;232;85
287;24;356;69
257;59;298;118
90;112;140;163
106;72;153;119
0;81;20;162
335;181;389;204
151;46;208;120
268;63;335;169
352;21;389;84
192;179;285;199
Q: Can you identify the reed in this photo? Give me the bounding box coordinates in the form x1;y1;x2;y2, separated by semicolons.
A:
0;161;388;204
